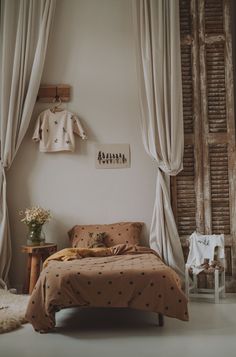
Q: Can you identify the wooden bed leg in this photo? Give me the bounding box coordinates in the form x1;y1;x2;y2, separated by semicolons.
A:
158;313;164;327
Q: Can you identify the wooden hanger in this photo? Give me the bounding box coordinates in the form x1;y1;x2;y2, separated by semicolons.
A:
50;96;64;113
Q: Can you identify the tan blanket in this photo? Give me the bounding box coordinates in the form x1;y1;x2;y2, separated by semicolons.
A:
43;245;160;268
26;244;188;332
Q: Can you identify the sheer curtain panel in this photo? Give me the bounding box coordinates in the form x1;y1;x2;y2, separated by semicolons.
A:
0;0;56;285
132;0;185;277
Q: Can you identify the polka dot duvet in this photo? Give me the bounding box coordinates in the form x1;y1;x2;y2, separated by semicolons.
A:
25;244;189;332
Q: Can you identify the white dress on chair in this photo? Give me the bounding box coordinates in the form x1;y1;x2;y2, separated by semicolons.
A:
186;232;224;274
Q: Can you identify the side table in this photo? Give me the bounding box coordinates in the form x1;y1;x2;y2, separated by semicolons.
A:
21;243;57;294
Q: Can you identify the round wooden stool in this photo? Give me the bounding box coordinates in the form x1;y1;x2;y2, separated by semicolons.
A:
21;243;57;294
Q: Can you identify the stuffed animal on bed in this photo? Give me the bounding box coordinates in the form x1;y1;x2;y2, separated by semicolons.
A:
87;232;107;248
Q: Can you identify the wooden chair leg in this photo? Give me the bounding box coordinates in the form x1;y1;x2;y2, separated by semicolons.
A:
221;270;226;298
214;269;219;304
185;265;189;298
158;313;164;327
193;273;198;293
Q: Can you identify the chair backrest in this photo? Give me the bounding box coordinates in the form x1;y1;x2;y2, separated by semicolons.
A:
186;232;225;267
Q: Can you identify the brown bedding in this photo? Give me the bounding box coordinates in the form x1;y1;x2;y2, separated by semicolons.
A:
25;244;189;332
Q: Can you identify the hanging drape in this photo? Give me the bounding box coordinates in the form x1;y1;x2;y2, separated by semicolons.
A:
132;0;185;277
0;0;56;285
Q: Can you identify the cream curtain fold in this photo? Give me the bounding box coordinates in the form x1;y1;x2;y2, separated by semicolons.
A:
133;0;185;277
0;0;56;285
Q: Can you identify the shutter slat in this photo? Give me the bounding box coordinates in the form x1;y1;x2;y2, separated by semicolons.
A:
181;44;194;134
206;43;227;133
205;0;224;35
209;144;231;235
180;0;192;36
176;145;197;235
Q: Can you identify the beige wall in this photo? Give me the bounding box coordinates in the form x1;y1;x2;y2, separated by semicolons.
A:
7;0;156;288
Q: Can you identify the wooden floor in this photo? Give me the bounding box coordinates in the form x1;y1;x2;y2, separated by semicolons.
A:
1;296;236;357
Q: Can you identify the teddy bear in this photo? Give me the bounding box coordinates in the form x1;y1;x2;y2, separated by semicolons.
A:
87;232;107;248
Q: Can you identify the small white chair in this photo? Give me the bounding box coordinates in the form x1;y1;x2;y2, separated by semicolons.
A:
185;233;226;303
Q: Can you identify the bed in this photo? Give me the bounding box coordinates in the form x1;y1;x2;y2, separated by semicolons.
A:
25;223;189;333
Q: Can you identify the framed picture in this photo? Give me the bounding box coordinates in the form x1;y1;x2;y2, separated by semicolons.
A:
95;144;130;169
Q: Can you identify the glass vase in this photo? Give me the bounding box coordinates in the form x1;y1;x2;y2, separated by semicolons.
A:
27;223;45;246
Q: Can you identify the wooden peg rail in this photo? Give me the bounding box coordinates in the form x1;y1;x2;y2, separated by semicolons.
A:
37;84;70;102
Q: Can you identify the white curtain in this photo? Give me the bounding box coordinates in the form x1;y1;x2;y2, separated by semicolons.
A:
0;0;56;285
133;0;185;277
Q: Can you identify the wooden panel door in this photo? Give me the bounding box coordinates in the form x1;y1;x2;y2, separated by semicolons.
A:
172;0;236;291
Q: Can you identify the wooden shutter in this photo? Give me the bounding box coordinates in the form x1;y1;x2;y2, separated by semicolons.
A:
172;0;236;291
172;0;205;257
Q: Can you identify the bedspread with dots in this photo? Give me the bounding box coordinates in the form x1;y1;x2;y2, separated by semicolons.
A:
25;244;189;332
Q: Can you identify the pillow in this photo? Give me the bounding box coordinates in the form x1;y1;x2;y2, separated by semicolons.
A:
68;222;143;248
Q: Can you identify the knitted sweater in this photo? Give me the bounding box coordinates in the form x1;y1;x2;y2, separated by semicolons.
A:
32;109;87;152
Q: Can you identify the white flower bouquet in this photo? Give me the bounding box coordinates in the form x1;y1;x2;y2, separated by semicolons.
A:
19;206;51;245
20;206;51;225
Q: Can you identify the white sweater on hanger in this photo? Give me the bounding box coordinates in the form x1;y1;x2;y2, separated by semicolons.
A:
32;109;87;152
